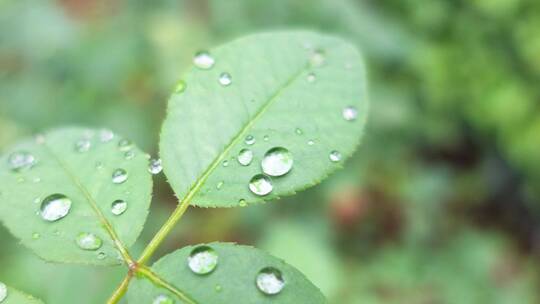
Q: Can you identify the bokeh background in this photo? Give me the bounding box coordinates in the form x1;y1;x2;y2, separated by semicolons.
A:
1;0;540;303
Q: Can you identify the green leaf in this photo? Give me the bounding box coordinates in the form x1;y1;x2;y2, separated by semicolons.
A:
0;283;43;304
127;242;327;304
0;127;153;265
160;31;367;207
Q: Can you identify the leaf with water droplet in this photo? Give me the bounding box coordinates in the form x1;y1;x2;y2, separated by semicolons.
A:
127;243;327;303
0;283;43;304
0;127;153;265
160;31;367;207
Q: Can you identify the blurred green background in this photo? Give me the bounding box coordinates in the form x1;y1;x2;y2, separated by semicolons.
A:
1;0;540;303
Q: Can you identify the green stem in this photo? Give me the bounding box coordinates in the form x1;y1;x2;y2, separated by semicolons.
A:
107;275;132;304
138;266;196;304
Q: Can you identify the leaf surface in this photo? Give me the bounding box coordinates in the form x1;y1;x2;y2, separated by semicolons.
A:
0;127;152;265
160;31;368;207
127;242;327;304
0;283;43;304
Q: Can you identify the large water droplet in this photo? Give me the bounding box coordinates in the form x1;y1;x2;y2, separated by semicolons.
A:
237;149;253;166
219;72;232;86
249;174;273;196
111;200;127;215
329;150;342;162
0;282;6;302
100;129;114;143
112;169;128;184
188;246;218;275
194;51;215;70
261;147;293;177
76;233;103;251
256;267;285;295
118;139;133;152
245;135;256;145
148;159;163;175
342;106;358;121
153;295;174;304
8;151;36;172
40;194;72;222
75;139;91;153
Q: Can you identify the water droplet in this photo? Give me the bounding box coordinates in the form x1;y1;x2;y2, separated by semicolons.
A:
263;135;269;141
215;285;223;292
295;128;303;135
112;169;128;184
308;140;315;146
256;267;285;295
218;72;232;86
96;162;104;170
75;139;91;153
216;181;224;190
32;232;40;239
0;282;6;302
194;51;215;70
111;200;127;215
307;73;316;83
329;150;342;162
148;159;163;175
40;194;72;222
310;50;326;67
249;174;273;196
33;197;40;204
222;160;229;167
261;147;293;177
100;129;115;143
124;151;135;160
118;139;133;152
76;233;103;251
342;106;358;121
188;246;218;275
97;252;107;260
245;135;256;145
153;295;174;304
8;151;36;172
174;80;186;94
239;199;247;207
237;149;253;166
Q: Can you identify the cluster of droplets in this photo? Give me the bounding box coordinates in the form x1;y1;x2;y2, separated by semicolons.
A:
192;51;234;88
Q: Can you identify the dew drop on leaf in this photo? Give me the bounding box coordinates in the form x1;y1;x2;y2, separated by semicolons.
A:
75;139;91;153
0;282;6;302
118;139;133;152
249;174;273;196
256;267;285;295
8;151;36;172
216;181;224;190
239;199;247;207
342;106;358;121
112;169;128;184
222;160;229;167
215;285;223;292
124;151;135;160
329;150;342;162
148;159;163;175
307;140;315;146
295;128;303;135
40;194;72;222
218;72;232;86
307;73;316;83
193;51;215;70
32;232;40;240
237;149;253;166
261;147;293;177
153;295;174;304
188;246;218;275
99;129;115;143
111;199;128;216
309;49;326;67
97;252;107;260
76;233;103;251
245;135;256;145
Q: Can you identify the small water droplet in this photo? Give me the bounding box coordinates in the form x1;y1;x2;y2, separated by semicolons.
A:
148;159;163;175
33;197;40;204
310;49;326;67
174;80;186;94
97;252;107;260
100;129;115;143
245;135;256;145
118;139;133;152
0;282;7;302
112;169;128;184
263;135;269;141
96;162;104;170
153;295;174;304
222;160;229;167
194;51;215;70
8;151;36;172
188;246;218;275
239;199;247;207
307;140;315;146
32;232;40;239
215;285;223;292
256;267;285;295
40;194;72;222
216;181;224;190
124;151;135;160
237;149;253;166
111;200;127;216
342;106;358;121
261;147;293;177
218;72;232;86
295;128;303;135
249;174;273;196
329;150;342;162
75;139;91;153
76;233;103;251
307;73;316;83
